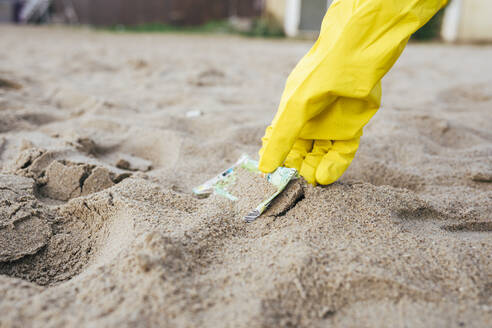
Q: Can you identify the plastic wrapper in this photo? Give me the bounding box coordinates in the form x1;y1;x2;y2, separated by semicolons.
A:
193;154;297;222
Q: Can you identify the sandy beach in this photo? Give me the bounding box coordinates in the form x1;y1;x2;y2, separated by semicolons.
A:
0;26;491;327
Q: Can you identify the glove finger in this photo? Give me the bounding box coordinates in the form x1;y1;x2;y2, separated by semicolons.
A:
259;116;304;173
299;140;333;185
284;138;313;172
258;125;273;159
315;137;360;185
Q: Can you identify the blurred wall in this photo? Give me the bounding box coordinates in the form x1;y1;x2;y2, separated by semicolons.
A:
264;0;285;25
298;0;328;31
54;0;262;26
0;0;13;22
442;0;492;42
459;0;492;41
266;0;331;37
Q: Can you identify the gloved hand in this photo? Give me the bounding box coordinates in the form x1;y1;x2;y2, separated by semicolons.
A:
259;0;447;185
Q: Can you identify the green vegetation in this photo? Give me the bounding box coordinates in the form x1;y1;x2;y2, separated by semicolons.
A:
103;6;447;41
104;20;234;34
102;18;284;38
412;8;446;40
242;17;285;38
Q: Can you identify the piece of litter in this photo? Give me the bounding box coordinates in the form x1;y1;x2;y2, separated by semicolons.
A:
115;154;152;172
185;110;203;118
193;154;297;222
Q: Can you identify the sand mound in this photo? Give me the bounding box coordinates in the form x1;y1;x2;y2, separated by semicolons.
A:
0;27;491;327
0;111;57;133
12;147;131;201
0;174;52;262
40;161;116;201
0;77;22;90
0;178;137;286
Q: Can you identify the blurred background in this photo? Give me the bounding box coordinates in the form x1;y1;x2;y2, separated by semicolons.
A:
0;0;491;42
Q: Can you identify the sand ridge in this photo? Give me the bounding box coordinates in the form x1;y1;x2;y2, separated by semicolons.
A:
0;26;491;327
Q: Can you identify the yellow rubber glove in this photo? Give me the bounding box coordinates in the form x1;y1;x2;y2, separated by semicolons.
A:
259;0;447;185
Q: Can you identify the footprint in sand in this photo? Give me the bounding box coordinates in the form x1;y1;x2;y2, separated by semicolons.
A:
393;205;492;240
0;175;52;262
13;147;131;202
0;180;135;285
188;68;226;87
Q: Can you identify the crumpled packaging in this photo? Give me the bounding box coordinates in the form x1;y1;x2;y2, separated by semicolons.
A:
193;154;297;222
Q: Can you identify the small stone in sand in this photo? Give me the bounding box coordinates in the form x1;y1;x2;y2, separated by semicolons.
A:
115;154;152;172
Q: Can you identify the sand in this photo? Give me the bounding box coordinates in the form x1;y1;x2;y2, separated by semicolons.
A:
0;26;491;327
224;166;277;218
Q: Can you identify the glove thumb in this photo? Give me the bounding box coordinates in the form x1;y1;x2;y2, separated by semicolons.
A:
258;117;304;173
